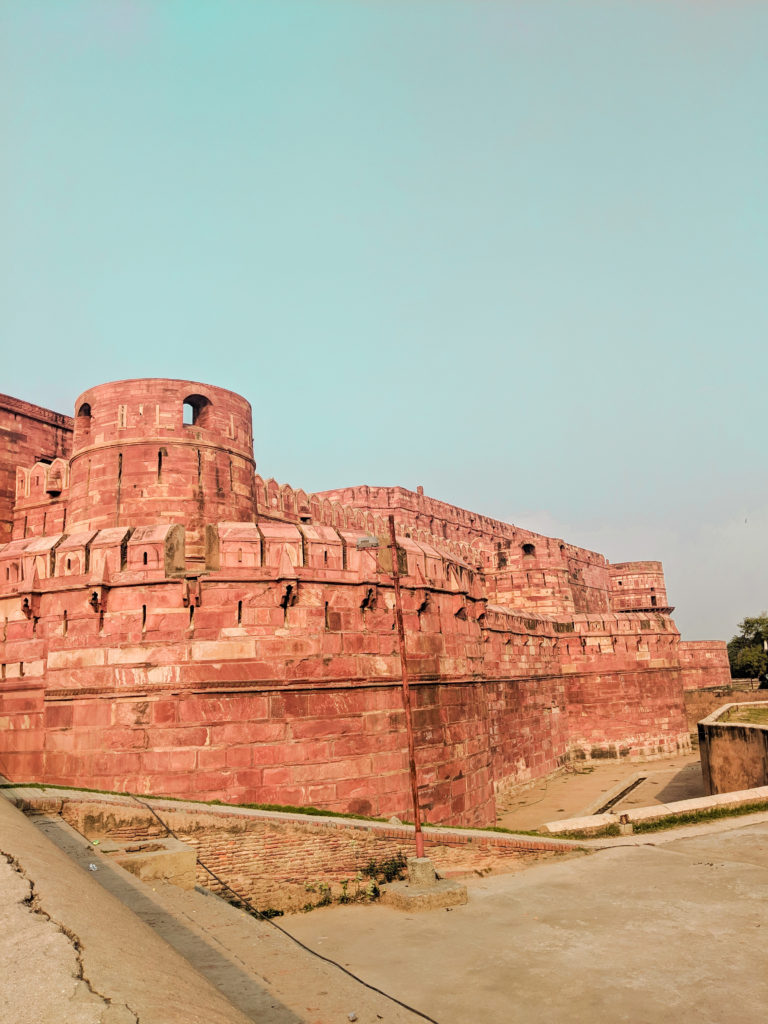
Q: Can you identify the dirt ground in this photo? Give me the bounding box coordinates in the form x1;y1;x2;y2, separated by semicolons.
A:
495;749;705;831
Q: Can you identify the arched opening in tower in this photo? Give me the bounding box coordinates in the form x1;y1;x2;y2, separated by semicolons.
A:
183;394;212;428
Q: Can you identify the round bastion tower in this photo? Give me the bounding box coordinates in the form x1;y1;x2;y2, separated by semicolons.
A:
66;379;256;558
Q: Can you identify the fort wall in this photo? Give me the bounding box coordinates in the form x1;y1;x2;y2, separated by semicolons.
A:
0;379;708;826
678;640;732;690
0;394;72;545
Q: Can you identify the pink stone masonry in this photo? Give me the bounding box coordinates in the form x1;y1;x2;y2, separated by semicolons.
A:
0;379;730;826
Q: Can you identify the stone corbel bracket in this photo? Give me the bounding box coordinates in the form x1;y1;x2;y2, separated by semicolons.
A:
182;577;202;607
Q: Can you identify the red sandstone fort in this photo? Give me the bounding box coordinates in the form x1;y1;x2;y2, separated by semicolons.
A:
0;380;731;826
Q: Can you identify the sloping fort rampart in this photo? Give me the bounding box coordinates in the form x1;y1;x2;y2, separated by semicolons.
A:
0;380;731;827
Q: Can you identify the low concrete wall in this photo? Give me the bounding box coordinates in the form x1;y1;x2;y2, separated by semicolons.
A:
699;703;768;795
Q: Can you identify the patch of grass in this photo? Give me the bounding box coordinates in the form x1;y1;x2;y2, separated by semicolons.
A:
722;707;768;726
549;799;768;839
632;799;768;833
1;781;135;796
0;782;387;822
364;850;407;883
300;856;404;913
468;825;544;837
553;823;622;840
208;798;388;822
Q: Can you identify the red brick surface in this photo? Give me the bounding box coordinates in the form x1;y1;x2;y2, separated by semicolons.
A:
0;379;722;826
20;792;579;913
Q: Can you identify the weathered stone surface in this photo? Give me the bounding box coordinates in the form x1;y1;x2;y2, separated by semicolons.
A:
98;837;197;890
699;703;768;794
381;877;468;911
406;856;438;887
0;378;729;827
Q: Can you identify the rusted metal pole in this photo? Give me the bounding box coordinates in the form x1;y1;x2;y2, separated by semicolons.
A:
387;513;425;858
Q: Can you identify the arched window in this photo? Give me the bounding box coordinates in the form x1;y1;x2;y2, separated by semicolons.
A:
183;394;212;428
522;543;536;557
77;403;92;442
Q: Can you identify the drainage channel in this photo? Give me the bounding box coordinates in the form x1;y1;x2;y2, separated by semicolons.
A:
595;777;647;815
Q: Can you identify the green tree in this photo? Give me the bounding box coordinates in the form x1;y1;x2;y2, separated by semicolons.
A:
727;613;768;684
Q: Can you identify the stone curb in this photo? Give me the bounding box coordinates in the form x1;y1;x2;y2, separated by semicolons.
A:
544;784;768;835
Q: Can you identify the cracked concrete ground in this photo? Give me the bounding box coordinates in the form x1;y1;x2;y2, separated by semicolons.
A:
0;791;424;1023
5;781;768;1024
0;853;132;1024
0;795;253;1024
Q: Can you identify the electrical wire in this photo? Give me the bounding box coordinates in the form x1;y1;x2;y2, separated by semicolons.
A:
130;796;442;1024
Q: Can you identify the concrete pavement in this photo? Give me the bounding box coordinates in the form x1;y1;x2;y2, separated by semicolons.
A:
284;821;768;1024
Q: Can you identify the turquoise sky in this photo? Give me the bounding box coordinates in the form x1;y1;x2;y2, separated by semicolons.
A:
2;1;766;640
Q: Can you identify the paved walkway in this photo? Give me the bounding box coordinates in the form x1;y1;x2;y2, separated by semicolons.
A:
285;820;768;1024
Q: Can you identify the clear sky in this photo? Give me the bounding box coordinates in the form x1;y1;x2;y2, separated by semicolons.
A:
2;1;766;641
